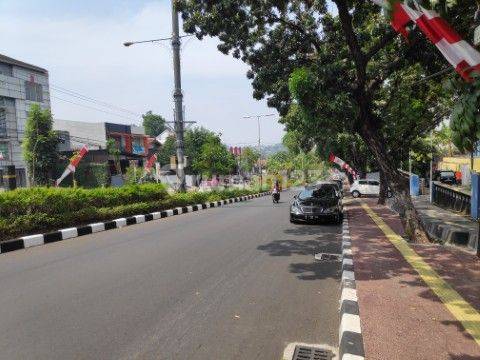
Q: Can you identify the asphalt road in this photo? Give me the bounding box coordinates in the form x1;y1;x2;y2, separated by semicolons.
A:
0;190;341;360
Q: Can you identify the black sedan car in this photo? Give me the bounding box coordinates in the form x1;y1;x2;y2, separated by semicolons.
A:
290;184;343;224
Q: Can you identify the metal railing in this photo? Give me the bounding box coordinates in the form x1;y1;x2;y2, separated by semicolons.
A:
432;181;471;215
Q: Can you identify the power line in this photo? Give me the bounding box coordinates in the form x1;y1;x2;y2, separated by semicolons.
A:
50;85;142;117
10;73;144;121
51;95;139;122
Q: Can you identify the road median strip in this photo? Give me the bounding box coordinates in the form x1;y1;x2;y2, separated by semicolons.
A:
0;192;271;255
361;202;480;347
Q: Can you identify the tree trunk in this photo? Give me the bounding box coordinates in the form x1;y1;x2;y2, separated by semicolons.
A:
361;122;429;243
378;169;387;205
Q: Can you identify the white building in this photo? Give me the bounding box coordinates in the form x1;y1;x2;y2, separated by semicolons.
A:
0;54;50;187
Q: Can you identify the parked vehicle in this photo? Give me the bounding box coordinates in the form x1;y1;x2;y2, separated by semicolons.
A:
350;179;392;198
290;184;343;224
433;170;456;185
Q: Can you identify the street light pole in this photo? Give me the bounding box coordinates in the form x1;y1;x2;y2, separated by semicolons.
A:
243;113;275;191
171;0;186;192
257;116;262;190
123;0;190;192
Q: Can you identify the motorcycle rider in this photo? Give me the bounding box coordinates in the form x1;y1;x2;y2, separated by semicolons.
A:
272;180;280;202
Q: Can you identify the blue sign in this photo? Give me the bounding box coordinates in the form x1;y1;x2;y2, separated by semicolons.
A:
132;145;145;155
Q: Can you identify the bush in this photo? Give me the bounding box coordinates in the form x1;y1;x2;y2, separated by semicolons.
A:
55;162;109;188
0;185;257;241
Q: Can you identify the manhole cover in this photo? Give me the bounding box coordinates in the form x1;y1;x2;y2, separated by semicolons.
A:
292;345;334;360
314;253;341;262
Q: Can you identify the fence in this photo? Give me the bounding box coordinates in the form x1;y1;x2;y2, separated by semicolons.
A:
432;181;471;215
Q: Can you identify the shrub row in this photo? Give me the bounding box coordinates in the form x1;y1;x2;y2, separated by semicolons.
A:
0;185;259;241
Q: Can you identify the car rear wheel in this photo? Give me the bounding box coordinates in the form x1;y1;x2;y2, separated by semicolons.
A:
351;190;360;198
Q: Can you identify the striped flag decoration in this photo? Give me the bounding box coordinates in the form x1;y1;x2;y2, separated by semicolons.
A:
55;145;89;186
329;153;358;179
144;153;157;173
371;1;480;81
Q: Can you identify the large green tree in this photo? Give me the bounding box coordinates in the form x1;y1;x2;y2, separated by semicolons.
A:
22;104;59;186
238;147;260;174
193;138;236;177
179;0;472;241
157;127;219;175
142;111;166;137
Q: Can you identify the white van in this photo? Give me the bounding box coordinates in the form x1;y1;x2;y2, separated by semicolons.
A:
350;179;390;198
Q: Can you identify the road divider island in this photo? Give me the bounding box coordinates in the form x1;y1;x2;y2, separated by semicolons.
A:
0;184;268;243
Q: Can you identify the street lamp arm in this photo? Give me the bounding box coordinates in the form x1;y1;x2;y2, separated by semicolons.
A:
123;34;194;47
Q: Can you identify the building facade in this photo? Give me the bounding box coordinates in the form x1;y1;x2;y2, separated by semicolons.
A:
53;119;154;176
0;54;50;187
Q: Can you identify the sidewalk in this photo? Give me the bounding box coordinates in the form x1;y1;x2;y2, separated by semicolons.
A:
347;198;480;360
412;195;478;251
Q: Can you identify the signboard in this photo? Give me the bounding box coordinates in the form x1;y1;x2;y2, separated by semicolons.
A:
475;25;480;46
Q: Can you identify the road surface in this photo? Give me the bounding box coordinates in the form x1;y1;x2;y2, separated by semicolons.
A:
0;190;341;359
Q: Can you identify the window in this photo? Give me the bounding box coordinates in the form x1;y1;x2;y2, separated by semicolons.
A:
0;142;9;160
359;180;368;185
25;81;43;102
0;63;12;77
0;108;6;138
298;185;337;200
368;181;380;186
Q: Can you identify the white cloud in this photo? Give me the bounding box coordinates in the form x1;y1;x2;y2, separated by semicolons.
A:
0;1;285;144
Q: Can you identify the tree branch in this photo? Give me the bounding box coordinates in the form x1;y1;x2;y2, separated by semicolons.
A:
365;30;397;61
333;0;366;85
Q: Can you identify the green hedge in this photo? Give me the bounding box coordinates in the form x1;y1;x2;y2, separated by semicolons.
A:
0;184;257;241
55;162;109;188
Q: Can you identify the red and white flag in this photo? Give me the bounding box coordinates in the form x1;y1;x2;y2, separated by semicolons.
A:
144;153;157;173
55;145;88;186
329;153;358;179
329;153;346;169
371;1;480;81
0;152;4;161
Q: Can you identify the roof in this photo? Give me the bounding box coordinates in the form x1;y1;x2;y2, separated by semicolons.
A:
0;53;48;75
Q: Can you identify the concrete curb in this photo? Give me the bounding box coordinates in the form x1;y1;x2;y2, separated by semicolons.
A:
0;191;271;255
339;213;365;360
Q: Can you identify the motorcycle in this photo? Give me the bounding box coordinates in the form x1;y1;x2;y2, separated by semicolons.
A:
272;191;280;203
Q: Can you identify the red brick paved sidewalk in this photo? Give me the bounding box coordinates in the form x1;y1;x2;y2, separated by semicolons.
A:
347;198;480;360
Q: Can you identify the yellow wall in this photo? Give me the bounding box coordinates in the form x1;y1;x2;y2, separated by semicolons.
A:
438;156;478;171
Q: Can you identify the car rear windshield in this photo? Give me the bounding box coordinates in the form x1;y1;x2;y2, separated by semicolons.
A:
299;186;337;200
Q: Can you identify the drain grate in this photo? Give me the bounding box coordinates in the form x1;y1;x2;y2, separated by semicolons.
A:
292;345;334;360
314;253;341;262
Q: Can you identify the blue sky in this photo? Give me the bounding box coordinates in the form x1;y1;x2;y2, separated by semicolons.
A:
0;0;288;146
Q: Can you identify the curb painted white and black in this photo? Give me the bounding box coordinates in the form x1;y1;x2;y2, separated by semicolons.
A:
0;192;271;255
339;213;365;360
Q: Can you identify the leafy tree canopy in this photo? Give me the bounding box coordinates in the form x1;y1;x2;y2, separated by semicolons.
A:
239;147;260;174
193;138;236;177
22;104;59;186
142;111;166;137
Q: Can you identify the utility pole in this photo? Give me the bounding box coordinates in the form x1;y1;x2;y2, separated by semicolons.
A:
123;0;194;192
171;0;186;191
243;113;275;190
